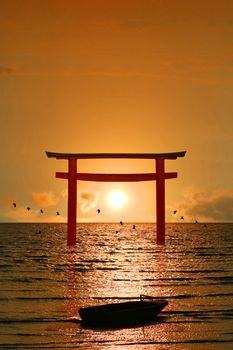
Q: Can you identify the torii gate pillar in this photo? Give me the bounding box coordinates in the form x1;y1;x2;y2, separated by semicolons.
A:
67;158;77;246
46;151;186;246
156;158;165;245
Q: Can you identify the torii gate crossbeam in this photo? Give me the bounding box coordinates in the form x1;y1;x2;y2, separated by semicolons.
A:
46;151;186;246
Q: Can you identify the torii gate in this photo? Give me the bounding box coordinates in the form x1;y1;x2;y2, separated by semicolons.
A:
46;151;186;246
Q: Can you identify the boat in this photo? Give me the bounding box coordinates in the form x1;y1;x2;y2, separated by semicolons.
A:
79;295;168;327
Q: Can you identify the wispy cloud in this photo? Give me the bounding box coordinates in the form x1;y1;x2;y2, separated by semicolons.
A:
6;65;232;86
78;190;100;214
0;66;16;75
5;208;65;223
3;194;64;222
178;187;233;222
31;191;58;208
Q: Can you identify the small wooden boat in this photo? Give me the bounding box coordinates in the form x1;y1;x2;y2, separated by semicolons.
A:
79;295;168;327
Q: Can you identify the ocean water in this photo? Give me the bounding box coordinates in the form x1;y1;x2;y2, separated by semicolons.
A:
0;223;233;350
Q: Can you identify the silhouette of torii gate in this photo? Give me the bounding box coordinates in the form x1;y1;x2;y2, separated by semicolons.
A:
46;151;186;246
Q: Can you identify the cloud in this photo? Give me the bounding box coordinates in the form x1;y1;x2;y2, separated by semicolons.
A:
4;207;34;222
178;188;233;222
32;191;58;208
4;207;65;223
20;68;232;86
3;192;65;222
78;190;100;214
0;66;16;75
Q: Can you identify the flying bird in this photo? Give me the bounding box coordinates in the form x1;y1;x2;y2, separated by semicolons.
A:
180;216;184;220
27;207;30;211
97;209;101;214
195;220;198;223
133;225;136;229
40;209;43;214
56;211;60;216
13;203;16;208
120;221;123;225
173;210;177;214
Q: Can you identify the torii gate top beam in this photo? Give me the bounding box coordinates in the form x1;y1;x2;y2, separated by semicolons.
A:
46;151;186;160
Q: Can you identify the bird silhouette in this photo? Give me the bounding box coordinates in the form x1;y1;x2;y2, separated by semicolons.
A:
97;209;101;214
120;221;123;225
27;207;30;211
13;203;16;208
195;220;198;223
173;210;177;214
56;211;60;216
133;225;136;229
40;209;43;214
180;216;184;220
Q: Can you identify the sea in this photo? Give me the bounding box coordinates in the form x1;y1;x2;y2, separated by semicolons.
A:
0;223;233;350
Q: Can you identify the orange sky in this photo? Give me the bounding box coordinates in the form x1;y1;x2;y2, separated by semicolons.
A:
1;0;233;223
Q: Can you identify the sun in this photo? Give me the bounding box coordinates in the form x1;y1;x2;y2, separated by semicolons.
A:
107;190;127;210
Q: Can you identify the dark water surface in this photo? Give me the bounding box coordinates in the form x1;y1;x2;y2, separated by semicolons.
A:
0;223;233;349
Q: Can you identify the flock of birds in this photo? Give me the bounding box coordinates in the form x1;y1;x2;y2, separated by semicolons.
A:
12;202;204;227
95;208;204;232
12;202;60;216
